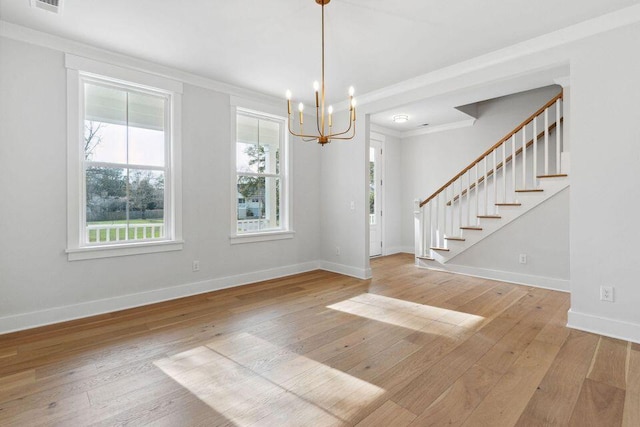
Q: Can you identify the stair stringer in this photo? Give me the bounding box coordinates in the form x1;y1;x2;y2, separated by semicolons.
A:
417;176;569;268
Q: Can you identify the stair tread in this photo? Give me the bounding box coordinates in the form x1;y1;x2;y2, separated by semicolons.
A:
460;226;482;230
444;236;465;241
537;174;568;178
430;247;450;252
416;256;435;261
477;215;501;219
515;189;544;192
496;203;522;206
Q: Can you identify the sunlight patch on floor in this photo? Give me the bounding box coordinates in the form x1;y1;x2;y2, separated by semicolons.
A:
327;293;485;331
154;332;385;426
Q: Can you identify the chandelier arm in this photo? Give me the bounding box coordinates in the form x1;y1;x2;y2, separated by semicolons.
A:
327;130;356;140
326;116;354;138
287;114;321;139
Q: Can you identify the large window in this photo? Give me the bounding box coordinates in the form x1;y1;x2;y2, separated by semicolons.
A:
83;80;169;244
234;109;289;238
66;55;183;260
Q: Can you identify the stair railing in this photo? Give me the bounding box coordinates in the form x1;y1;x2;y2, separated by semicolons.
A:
415;92;564;259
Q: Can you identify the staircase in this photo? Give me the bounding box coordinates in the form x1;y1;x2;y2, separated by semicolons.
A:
414;92;568;268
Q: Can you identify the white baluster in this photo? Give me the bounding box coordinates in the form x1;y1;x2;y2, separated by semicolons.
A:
502;141;507;203
544;107;549;175
427;201;432;254
511;134;516;202
484;156;488;216
435;193;440;248
556;98;562;174
450;184;454;236
533;115;538;184
522;124;527;189
492;149;497;215
442;189;447;240
466;170;471;226
458;177;462;229
475;163;479;225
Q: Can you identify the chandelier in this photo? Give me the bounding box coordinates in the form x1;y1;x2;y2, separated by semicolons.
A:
286;0;356;146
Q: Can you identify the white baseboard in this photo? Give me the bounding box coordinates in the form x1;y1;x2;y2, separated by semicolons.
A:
0;261;321;335
384;246;414;255
417;262;570;292
568;310;640;344
318;261;371;280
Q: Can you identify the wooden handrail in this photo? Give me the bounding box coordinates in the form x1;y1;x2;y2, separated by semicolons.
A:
419;91;563;207
446;119;562;205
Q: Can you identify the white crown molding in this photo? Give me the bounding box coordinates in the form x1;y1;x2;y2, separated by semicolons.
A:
0;20;282;107
369;124;403;139
371;118;476;140
401;118;477;139
357;3;640;109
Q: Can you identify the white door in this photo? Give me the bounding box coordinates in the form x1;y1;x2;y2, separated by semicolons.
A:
369;139;383;256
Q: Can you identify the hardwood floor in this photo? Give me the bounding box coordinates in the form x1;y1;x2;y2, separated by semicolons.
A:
0;253;637;426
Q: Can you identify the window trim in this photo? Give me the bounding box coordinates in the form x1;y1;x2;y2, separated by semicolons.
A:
66;54;183;260
230;104;293;243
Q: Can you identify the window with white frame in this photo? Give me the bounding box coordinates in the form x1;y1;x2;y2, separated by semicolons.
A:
235;109;289;236
66;55;183;260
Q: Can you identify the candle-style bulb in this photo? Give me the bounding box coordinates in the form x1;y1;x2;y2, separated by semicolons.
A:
351;98;357;108
298;103;304;112
286;90;292;100
328;105;333;115
348;86;355;97
313;81;320;92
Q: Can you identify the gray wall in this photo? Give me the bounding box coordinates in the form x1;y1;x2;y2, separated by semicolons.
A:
0;37;321;330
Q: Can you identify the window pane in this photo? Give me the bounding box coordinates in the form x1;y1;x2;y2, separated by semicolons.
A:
236;142;261;174
84;83;127;163
127;170;165;240
85;167;165;244
237;176;280;232
128;92;165;167
86;166;127;243
260;119;280;174
236;114;281;174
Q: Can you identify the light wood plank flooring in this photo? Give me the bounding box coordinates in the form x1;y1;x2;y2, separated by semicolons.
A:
0;253;637;426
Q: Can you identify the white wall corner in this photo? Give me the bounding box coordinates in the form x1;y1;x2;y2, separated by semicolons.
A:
385;246;415;255
553;75;571;88
561;152;571;175
568;310;640;344
319;260;372;280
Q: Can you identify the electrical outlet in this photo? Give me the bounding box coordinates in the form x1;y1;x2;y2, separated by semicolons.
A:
335;246;341;256
600;286;614;302
519;254;527;264
192;260;200;272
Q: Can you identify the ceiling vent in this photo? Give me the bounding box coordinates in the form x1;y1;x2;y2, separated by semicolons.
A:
30;0;63;14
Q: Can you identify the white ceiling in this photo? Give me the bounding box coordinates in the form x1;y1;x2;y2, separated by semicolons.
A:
2;0;638;126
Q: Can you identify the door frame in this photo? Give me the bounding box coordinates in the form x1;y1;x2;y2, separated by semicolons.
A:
370;132;385;257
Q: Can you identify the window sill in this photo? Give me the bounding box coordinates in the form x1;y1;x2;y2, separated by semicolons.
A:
229;230;295;245
67;240;184;261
